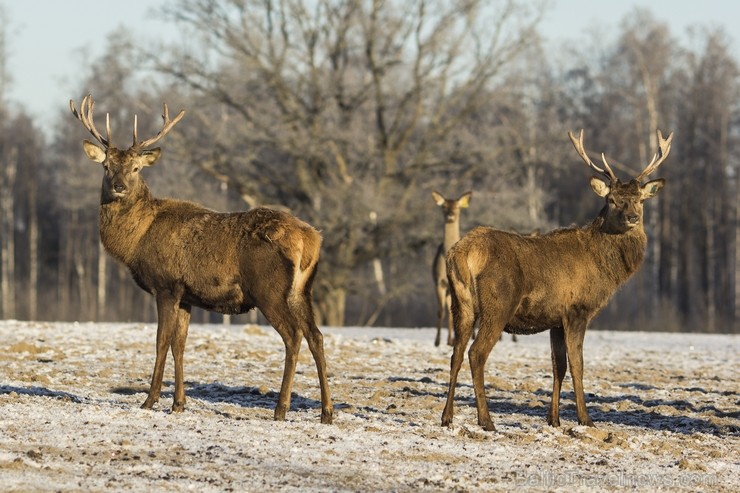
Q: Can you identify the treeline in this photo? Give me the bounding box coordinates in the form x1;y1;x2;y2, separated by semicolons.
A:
0;1;737;332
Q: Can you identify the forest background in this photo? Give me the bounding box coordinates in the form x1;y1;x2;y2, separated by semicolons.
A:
0;0;737;333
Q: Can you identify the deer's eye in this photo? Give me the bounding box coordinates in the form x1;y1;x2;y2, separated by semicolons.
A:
132;166;140;173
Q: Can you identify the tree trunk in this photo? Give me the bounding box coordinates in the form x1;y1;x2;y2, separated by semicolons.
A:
1;148;17;319
28;176;38;320
317;287;346;327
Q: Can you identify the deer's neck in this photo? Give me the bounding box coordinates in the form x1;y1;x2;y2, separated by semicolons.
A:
99;184;157;265
588;217;648;285
443;220;461;252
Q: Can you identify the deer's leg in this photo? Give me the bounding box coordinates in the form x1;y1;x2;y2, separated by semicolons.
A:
564;321;594;427
261;304;302;422
276;328;301;422
548;326;567;427
468;310;505;432
445;291;454;346
142;291;180;409
441;289;476;427
300;319;333;424
170;304;191;413
434;283;446;347
291;288;333;424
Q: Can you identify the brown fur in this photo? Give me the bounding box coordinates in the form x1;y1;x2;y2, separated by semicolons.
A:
72;98;332;423
441;135;669;431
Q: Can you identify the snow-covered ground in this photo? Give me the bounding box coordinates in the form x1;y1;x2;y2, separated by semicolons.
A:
0;320;737;492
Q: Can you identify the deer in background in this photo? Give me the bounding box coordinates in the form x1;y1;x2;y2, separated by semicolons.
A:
70;95;332;424
432;191;472;347
441;129;672;431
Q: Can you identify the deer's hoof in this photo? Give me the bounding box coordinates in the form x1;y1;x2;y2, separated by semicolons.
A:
480;420;496;432
274;405;288;421
171;401;185;413
321;409;333;425
441;410;454;427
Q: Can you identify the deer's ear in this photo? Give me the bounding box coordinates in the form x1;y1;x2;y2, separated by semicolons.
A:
641;178;665;199
82;140;106;163
459;191;472;208
432;191;446;206
141;148;162;166
590;176;610;197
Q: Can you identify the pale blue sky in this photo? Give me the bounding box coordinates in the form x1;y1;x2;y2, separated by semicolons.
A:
1;0;736;129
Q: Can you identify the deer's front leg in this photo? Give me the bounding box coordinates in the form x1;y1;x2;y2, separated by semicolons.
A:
142;291;180;410
170;304;191;412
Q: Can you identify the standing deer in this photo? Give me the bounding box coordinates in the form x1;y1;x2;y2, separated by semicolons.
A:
70;95;332;424
432;191;472;347
441;129;672;431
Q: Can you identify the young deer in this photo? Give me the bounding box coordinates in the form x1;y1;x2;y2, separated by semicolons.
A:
432;191;472;347
441;129;672;431
70;95;332;424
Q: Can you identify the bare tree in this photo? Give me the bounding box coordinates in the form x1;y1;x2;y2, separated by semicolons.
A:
0;144;16;318
153;0;546;325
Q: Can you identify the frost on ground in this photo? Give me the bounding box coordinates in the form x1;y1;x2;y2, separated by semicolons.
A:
0;320;737;492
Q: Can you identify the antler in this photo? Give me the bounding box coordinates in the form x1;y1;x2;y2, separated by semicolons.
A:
133;103;186;149
568;129;618;182
69;95;112;148
636;130;673;181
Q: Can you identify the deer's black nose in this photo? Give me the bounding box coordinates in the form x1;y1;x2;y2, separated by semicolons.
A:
627;213;639;224
114;183;126;193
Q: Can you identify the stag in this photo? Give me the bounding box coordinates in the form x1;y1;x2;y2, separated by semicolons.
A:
441;129;672;431
70;95;332;423
432;191;472;347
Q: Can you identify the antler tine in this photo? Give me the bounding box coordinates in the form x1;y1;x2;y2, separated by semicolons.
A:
636;129;673;181
105;113;112;147
135;103;186;149
86;98;113;149
69;95;110;148
599;152;618;182
132;114;139;147
568;129;617;182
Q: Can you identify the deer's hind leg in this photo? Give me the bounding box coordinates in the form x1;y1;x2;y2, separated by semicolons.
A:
564;317;594;426
290;270;333;424
261;301;303;422
170;304;192;412
441;280;475;427
548;326;567;426
434;280;448;347
467;308;508;431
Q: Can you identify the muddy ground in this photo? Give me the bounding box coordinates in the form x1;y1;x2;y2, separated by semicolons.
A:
0;321;737;491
